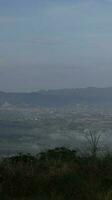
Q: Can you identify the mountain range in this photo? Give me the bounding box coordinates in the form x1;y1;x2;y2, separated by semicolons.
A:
0;87;112;107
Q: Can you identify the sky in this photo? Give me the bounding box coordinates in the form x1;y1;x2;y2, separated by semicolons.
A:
1;0;112;92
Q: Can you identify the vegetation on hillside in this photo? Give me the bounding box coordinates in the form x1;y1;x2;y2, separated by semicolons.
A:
0;147;112;200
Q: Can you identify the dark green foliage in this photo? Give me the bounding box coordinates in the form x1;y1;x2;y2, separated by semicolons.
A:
38;147;77;162
0;148;112;199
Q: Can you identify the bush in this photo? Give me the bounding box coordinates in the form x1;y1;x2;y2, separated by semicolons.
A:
0;147;111;200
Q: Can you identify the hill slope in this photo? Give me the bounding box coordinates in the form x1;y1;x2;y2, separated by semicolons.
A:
0;87;112;107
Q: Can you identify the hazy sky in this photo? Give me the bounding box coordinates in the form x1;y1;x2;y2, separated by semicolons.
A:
1;0;112;92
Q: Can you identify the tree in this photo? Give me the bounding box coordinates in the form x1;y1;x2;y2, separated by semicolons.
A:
83;128;102;158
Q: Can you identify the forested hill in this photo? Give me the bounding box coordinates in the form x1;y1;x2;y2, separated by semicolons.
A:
0;87;112;107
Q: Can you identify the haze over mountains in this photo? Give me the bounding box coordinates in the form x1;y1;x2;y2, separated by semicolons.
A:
0;87;112;107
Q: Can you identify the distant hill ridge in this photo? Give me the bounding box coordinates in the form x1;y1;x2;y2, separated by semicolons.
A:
0;87;112;107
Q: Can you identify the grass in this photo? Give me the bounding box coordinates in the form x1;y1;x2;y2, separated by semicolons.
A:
0;147;112;199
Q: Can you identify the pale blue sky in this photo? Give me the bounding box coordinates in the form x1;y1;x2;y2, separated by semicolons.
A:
0;0;112;91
